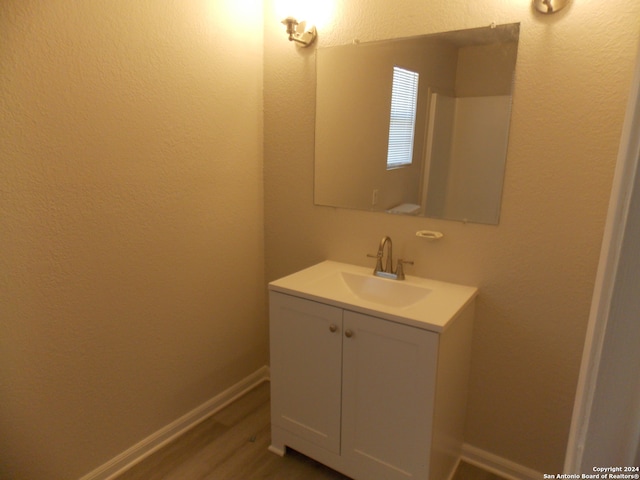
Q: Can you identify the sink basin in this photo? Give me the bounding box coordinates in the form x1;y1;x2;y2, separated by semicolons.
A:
269;260;477;332
338;271;431;308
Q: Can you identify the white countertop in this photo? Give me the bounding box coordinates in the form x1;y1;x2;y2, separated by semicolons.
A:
268;260;478;333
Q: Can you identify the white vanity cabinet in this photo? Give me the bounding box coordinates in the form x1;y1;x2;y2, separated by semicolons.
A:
269;282;476;480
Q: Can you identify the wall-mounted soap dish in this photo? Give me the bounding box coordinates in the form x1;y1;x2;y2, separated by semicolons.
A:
416;230;444;240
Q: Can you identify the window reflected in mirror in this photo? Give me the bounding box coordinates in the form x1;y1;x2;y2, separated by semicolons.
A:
387;66;420;170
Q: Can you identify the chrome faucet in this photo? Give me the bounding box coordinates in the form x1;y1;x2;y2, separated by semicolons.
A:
367;236;413;280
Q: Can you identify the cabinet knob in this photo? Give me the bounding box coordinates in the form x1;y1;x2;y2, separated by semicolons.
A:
345;329;353;338
329;324;338;333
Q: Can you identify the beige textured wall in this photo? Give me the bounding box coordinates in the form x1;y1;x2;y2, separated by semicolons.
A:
0;1;266;479
264;0;640;473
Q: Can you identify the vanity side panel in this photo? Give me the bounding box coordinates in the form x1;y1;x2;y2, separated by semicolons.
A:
430;300;476;480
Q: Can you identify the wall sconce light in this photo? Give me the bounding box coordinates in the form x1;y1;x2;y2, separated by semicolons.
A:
533;0;569;13
281;16;317;47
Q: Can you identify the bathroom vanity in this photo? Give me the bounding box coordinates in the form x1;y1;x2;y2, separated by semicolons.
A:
268;261;477;480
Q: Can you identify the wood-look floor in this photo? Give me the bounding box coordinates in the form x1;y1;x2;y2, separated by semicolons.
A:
115;382;506;480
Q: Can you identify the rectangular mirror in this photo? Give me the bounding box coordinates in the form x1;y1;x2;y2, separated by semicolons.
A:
314;23;520;225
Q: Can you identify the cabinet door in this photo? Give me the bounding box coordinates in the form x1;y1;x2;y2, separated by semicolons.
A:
269;292;343;454
341;311;439;480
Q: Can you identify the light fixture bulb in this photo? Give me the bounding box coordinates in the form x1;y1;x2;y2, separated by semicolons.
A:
281;16;298;36
533;0;570;14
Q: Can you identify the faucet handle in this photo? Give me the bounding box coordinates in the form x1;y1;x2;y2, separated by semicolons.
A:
395;259;414;280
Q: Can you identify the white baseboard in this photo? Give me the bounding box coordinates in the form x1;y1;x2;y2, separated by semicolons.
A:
446;457;462;480
80;365;271;480
462;443;543;480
